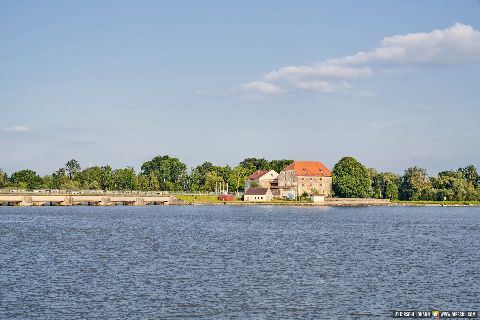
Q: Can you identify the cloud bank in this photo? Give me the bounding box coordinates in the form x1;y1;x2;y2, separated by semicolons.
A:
230;23;480;97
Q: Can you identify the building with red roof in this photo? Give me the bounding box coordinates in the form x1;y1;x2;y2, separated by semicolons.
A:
278;161;332;198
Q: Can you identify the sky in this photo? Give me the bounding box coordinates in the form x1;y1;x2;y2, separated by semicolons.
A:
1;0;480;176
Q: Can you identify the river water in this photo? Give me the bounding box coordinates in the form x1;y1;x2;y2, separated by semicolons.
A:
0;205;478;319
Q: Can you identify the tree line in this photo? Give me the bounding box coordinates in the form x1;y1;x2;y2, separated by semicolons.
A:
0;156;293;193
332;157;480;201
1;155;479;201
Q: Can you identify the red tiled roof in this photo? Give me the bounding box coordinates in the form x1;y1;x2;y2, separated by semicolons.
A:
245;187;269;195
283;161;332;177
247;170;269;180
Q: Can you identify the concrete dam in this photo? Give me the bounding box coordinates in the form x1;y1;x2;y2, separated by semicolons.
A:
0;192;174;206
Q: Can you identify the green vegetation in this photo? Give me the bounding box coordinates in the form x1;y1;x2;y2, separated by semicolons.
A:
332;157;372;198
175;195;228;204
10;170;42;190
0;157;292;192
2;155;479;203
332;156;480;202
141;155;187;191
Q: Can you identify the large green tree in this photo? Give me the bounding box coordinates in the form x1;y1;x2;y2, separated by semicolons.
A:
65;159;81;179
458;165;479;188
98;166;113;190
370;170;401;200
204;171;224;192
332;157;372;198
189;162;214;191
10;169;43;189
137;172;160;191
430;170;474;201
77;166;103;189
51;168;69;189
113;167;138;190
228;165;250;192
141;155;187;191
399;166;431;200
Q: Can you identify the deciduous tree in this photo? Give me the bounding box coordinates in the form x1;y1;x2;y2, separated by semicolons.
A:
141;155;187;191
113;167;137;190
10;169;43;190
399;167;431;200
332;157;372;198
65;159;81;179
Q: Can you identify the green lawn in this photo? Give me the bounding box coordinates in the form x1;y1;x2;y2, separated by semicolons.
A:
175;195;244;204
175;195;311;205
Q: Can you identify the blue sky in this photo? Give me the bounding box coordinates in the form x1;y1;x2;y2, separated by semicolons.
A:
1;0;479;175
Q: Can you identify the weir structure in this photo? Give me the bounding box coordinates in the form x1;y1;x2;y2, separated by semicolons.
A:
0;192;173;206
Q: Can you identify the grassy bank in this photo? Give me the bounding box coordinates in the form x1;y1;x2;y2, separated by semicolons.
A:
175;195;225;204
175;195;307;205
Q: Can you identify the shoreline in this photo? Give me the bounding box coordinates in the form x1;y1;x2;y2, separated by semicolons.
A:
187;201;480;207
1;202;478;207
1;192;479;207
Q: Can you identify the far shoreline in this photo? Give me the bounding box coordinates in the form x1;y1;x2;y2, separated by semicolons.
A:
184;200;480;208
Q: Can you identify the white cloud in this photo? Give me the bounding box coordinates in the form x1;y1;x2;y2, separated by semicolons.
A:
226;81;284;98
2;126;33;133
294;80;353;93
294;80;336;92
329;23;480;66
232;23;480;97
264;65;372;81
240;81;284;94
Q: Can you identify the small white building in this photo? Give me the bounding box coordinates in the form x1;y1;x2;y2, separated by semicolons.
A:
311;195;325;203
244;188;273;202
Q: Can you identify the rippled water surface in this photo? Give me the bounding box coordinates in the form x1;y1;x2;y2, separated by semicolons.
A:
0;205;479;319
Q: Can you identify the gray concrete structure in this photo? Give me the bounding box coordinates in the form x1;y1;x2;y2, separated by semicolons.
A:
0;193;173;206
